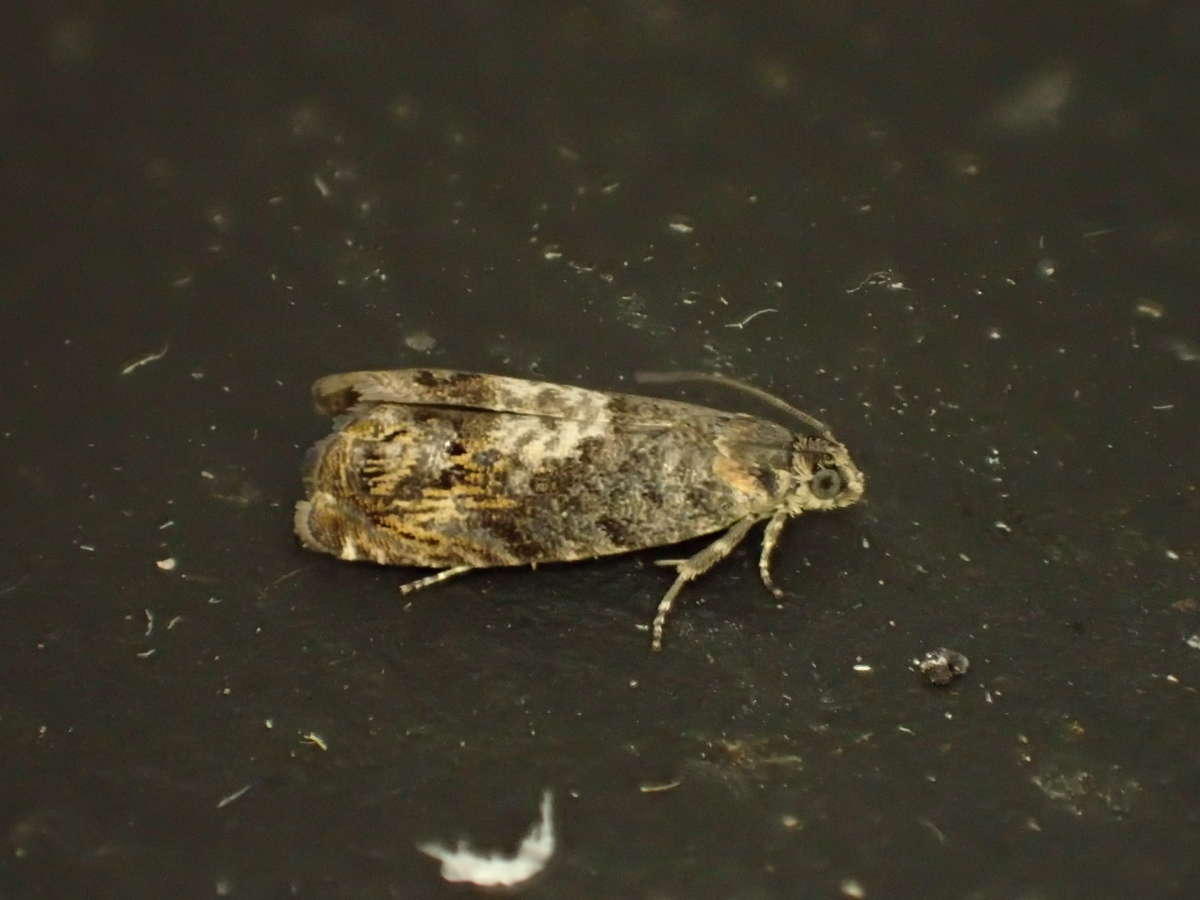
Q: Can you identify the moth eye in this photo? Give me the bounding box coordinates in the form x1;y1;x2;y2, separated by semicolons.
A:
811;467;844;499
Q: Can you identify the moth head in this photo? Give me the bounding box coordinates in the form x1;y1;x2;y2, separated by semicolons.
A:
790;435;865;512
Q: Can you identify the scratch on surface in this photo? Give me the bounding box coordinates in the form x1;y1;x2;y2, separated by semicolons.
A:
121;344;169;375
257;565;311;599
639;780;682;793
217;783;254;809
0;575;30;597
724;308;778;329
918;817;947;845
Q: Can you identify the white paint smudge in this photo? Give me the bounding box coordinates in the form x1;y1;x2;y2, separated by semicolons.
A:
404;331;437;353
993;63;1073;132
418;790;555;888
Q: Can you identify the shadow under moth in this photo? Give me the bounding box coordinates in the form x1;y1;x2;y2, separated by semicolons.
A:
294;369;865;649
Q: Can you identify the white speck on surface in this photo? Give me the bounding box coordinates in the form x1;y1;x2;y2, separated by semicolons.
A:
390;95;419;122
418;790;555;888
994;521;1012;533
1134;299;1165;319
1165;549;1179;561
1185;634;1200;651
852;663;874;674
987;326;1003;340
206;205;232;232
840;876;867;898
541;243;563;260
313;174;331;197
666;215;694;234
156;557;177;571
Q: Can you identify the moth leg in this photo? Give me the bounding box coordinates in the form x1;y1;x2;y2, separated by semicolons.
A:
758;510;789;599
651;517;757;652
398;566;473;596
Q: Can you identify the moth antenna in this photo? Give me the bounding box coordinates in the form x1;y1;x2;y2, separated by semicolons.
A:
634;370;833;437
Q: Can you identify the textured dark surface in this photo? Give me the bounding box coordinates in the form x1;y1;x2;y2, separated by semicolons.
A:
3;2;1198;898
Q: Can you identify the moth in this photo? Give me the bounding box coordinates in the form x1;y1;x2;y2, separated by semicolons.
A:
294;369;865;649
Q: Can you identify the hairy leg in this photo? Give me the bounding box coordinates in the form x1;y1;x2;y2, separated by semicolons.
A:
398;566;473;596
651;517;757;651
758;510;789;599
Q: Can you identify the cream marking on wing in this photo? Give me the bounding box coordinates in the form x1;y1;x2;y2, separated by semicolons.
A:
493;387;612;464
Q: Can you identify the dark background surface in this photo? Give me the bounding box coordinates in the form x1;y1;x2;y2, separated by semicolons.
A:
3;2;1198;898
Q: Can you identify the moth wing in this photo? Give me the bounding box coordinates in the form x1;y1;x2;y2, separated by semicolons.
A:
313;369;610;417
298;403;788;568
311;368;717;429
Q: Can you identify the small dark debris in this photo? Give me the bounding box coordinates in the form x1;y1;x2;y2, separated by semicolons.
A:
917;648;970;686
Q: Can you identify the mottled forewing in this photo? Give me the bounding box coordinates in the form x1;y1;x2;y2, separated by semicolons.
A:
313;369;631;418
297;388;795;568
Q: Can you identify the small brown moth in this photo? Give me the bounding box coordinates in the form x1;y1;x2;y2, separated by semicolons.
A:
294;369;865;649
